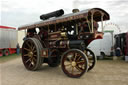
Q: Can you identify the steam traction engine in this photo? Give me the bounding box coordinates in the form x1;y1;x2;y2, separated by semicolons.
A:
18;8;110;78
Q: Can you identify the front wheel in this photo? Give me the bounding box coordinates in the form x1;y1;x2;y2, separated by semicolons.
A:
22;38;43;71
61;49;88;78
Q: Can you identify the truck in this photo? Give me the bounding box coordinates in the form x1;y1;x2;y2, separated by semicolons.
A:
87;32;114;59
0;26;18;56
115;32;128;57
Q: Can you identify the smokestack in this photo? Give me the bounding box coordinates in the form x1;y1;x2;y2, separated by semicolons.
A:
40;9;64;20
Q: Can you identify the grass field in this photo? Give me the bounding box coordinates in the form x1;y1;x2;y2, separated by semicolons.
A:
0;54;21;63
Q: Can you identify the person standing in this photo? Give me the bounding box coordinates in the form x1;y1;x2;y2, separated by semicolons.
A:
16;43;20;55
116;47;122;57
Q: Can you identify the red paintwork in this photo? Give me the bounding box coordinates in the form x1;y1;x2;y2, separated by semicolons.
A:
9;48;16;54
0;50;3;56
0;25;16;30
0;48;16;57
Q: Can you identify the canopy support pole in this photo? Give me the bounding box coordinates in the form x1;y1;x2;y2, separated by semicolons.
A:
101;13;104;32
91;12;94;33
86;16;91;32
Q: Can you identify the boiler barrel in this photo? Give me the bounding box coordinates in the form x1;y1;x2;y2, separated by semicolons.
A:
40;9;64;20
69;40;85;49
49;40;85;50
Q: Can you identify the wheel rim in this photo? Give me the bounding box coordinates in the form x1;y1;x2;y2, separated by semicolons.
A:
84;49;96;71
61;49;88;78
22;39;39;70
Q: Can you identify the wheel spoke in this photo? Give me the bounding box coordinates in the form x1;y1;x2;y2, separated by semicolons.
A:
32;45;35;51
33;50;37;53
77;60;85;64
24;48;31;52
28;62;32;68
89;63;92;66
71;66;74;74
65;63;71;67
31;59;35;65
25;58;31;63
24;53;29;57
26;42;32;49
75;66;83;72
30;41;35;50
89;60;94;63
74;53;77;61
88;55;92;58
33;54;37;57
32;57;37;62
67;57;72;62
88;56;93;60
76;56;82;61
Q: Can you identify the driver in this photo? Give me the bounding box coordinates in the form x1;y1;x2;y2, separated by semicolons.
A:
79;20;99;33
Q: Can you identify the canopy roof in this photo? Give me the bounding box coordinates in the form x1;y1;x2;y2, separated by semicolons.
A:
18;8;110;30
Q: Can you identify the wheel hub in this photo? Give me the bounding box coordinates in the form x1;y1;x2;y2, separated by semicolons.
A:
28;51;33;57
72;61;76;67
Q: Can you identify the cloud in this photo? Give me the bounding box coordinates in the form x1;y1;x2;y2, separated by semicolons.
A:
72;0;128;32
1;0;74;14
1;0;128;33
1;0;74;27
0;1;2;24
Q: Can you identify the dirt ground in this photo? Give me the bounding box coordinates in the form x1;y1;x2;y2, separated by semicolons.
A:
0;57;128;85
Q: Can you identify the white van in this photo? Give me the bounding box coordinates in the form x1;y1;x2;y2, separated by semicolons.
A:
87;33;113;59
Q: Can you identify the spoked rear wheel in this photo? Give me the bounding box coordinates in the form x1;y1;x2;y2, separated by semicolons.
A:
61;49;88;78
22;38;43;71
84;48;96;71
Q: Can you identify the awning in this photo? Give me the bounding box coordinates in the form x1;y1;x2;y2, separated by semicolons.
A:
18;8;110;30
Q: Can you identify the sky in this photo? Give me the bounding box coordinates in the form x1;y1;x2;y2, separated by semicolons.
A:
0;0;128;33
